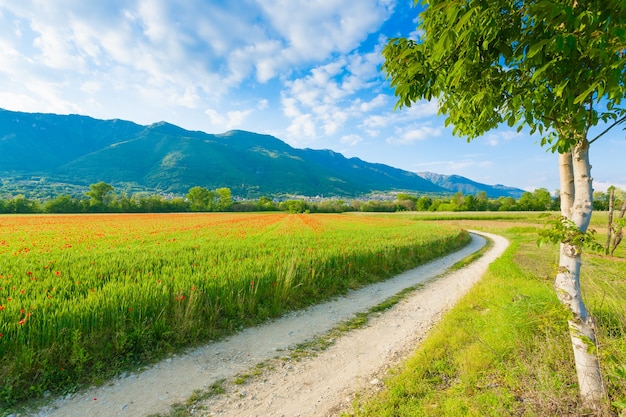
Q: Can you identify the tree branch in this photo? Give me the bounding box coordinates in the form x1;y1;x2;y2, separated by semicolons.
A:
588;115;626;145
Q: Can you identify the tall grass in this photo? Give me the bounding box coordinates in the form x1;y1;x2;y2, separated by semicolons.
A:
349;214;625;416
0;212;469;408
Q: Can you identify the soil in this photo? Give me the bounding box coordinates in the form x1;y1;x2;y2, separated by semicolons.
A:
30;230;508;417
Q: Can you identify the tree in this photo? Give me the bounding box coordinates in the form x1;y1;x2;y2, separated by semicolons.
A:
416;195;432;211
606;187;626;256
5;195;40;213
383;0;625;408
44;195;82;213
396;193;417;211
475;191;489;211
86;182;114;211
215;187;233;211
280;199;306;213
187;186;212;211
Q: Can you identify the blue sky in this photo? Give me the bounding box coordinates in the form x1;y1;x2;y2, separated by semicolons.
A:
0;0;623;193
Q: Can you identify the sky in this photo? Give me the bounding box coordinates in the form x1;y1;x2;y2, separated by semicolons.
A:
0;0;624;193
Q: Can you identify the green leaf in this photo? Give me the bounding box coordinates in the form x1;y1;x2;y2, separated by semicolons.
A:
530;62;552;82
574;83;599;105
527;40;548;58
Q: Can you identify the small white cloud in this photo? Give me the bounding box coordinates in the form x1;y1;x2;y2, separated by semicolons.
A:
205;107;253;130
171;86;201;109
593;181;626;192
340;134;363;146
405;99;439;118
363;114;392;129
483;130;524;146
257;99;269;110
412;159;493;174
386;125;442;144
281;96;302;118
359;94;387;112
80;81;101;94
286;113;316;141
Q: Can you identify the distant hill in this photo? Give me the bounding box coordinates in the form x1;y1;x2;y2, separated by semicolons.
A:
0;109;524;198
418;172;524;198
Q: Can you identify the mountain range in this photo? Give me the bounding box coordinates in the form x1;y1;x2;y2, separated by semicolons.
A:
0;108;524;199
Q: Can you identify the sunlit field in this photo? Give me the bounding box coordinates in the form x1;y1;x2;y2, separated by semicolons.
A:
0;212;469;407
349;211;626;416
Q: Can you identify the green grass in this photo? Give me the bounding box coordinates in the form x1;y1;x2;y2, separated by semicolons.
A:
0;212;470;411
348;213;626;416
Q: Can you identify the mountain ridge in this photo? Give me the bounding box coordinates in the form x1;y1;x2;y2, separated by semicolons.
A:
0;108;524;198
418;172;524;199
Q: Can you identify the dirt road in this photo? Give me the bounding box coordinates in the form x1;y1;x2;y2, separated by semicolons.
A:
33;230;508;417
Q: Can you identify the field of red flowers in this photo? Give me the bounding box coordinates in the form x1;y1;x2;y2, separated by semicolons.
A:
0;212;469;407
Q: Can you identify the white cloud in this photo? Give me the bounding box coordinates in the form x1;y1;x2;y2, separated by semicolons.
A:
255;0;393;62
362;114;392;129
340;134;363;146
286;113;316;141
361;98;439;133
80;81;102;94
412;159;494;175
359;94;387;112
593;181;626;192
0;0;398;131
279;32;394;143
405;99;439;118
281;96;301;118
483;130;524;146
205;107;253;130
386;125;442;144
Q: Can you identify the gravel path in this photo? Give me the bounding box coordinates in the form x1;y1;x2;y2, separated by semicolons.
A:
32;230;508;417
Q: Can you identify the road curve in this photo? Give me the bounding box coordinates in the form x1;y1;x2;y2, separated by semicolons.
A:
34;230;509;417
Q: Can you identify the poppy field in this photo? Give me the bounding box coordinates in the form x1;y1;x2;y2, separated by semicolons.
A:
0;212;469;407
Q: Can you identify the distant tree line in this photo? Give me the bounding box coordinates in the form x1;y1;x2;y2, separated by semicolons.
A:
0;182;623;214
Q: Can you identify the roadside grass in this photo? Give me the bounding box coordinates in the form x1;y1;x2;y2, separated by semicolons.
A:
348;213;625;416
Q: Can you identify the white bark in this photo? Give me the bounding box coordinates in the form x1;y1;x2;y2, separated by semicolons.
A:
556;141;605;408
605;188;615;254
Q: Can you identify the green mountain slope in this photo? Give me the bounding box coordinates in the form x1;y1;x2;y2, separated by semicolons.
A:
418;172;524;198
0;109;523;198
0;109;144;171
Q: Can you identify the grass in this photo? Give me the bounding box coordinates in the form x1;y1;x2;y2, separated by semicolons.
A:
0;212;469;411
347;212;625;416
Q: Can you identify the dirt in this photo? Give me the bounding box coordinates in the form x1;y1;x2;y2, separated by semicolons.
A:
30;230;508;417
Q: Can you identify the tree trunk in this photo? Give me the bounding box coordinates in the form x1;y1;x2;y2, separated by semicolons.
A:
610;200;626;257
605;188;614;255
557;143;606;408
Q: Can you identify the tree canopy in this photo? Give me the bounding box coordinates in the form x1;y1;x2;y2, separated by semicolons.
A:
383;0;626;152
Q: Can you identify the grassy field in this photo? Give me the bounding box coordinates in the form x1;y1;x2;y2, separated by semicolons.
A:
347;211;625;416
0;212;469;409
